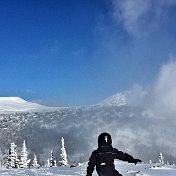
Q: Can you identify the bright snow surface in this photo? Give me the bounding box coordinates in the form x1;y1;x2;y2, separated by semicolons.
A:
0;97;58;113
0;161;176;176
99;93;128;106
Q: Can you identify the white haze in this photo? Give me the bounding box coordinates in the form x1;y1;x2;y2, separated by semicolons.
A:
90;60;176;163
127;60;176;119
119;60;176;161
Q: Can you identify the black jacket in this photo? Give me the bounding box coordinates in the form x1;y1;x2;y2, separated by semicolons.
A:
86;133;141;176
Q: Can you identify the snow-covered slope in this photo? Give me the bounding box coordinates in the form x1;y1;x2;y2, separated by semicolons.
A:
0;161;176;176
0;97;57;113
0;92;129;113
99;92;129;106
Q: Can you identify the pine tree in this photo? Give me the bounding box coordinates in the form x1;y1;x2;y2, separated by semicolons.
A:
19;140;30;168
50;150;55;167
159;152;164;164
6;148;12;168
44;158;50;167
54;160;57;167
32;154;40;168
47;158;50;167
6;142;19;168
60;137;68;166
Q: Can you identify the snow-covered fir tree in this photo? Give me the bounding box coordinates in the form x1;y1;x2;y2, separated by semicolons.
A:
44;158;50;167
60;137;68;166
19;140;30;168
54;160;57;167
6;142;19;168
47;158;50;167
32;154;40;168
159;152;164;164
50;150;55;167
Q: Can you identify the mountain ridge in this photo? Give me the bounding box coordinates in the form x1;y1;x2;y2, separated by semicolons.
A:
0;93;129;113
0;96;58;113
99;92;129;106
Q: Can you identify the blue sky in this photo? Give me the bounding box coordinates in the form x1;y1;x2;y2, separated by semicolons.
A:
1;0;176;106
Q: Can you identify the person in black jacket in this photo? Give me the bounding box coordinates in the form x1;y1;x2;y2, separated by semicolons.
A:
86;132;142;176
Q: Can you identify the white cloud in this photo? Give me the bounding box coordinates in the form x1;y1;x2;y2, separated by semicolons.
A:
127;84;147;107
149;60;176;118
124;58;176;120
112;0;151;37
112;0;176;37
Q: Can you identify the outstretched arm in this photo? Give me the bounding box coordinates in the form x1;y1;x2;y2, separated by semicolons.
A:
115;149;142;164
86;150;97;176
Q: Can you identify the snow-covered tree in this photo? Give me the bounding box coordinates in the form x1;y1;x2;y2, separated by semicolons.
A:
44;158;50;167
159;152;164;164
50;150;55;167
6;142;19;168
54;160;57;167
19;140;30;168
32;154;40;168
60;137;68;166
47;158;50;167
172;161;175;166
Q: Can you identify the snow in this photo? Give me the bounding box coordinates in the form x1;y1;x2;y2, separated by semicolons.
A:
0;162;176;176
60;137;68;166
99;92;128;106
0;97;58;113
0;93;128;113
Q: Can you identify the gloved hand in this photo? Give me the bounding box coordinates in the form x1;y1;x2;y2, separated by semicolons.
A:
134;159;142;164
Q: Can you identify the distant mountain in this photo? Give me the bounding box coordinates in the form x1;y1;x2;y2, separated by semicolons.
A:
99;92;129;106
0;97;58;113
0;93;129;113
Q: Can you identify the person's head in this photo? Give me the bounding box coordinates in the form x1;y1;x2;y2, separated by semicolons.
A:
98;132;112;148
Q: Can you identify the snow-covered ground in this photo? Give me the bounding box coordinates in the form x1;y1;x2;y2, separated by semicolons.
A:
0;161;176;176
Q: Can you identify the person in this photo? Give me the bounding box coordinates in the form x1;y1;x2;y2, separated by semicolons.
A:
86;132;142;176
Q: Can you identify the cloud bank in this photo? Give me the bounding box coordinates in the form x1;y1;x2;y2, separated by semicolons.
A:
86;59;176;162
151;61;176;118
127;59;176;119
103;59;176;162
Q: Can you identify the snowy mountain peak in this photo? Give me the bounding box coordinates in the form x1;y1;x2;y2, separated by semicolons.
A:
100;92;129;107
0;97;57;113
0;97;27;104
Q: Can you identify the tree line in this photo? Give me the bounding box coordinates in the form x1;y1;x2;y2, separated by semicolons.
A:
5;137;68;169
